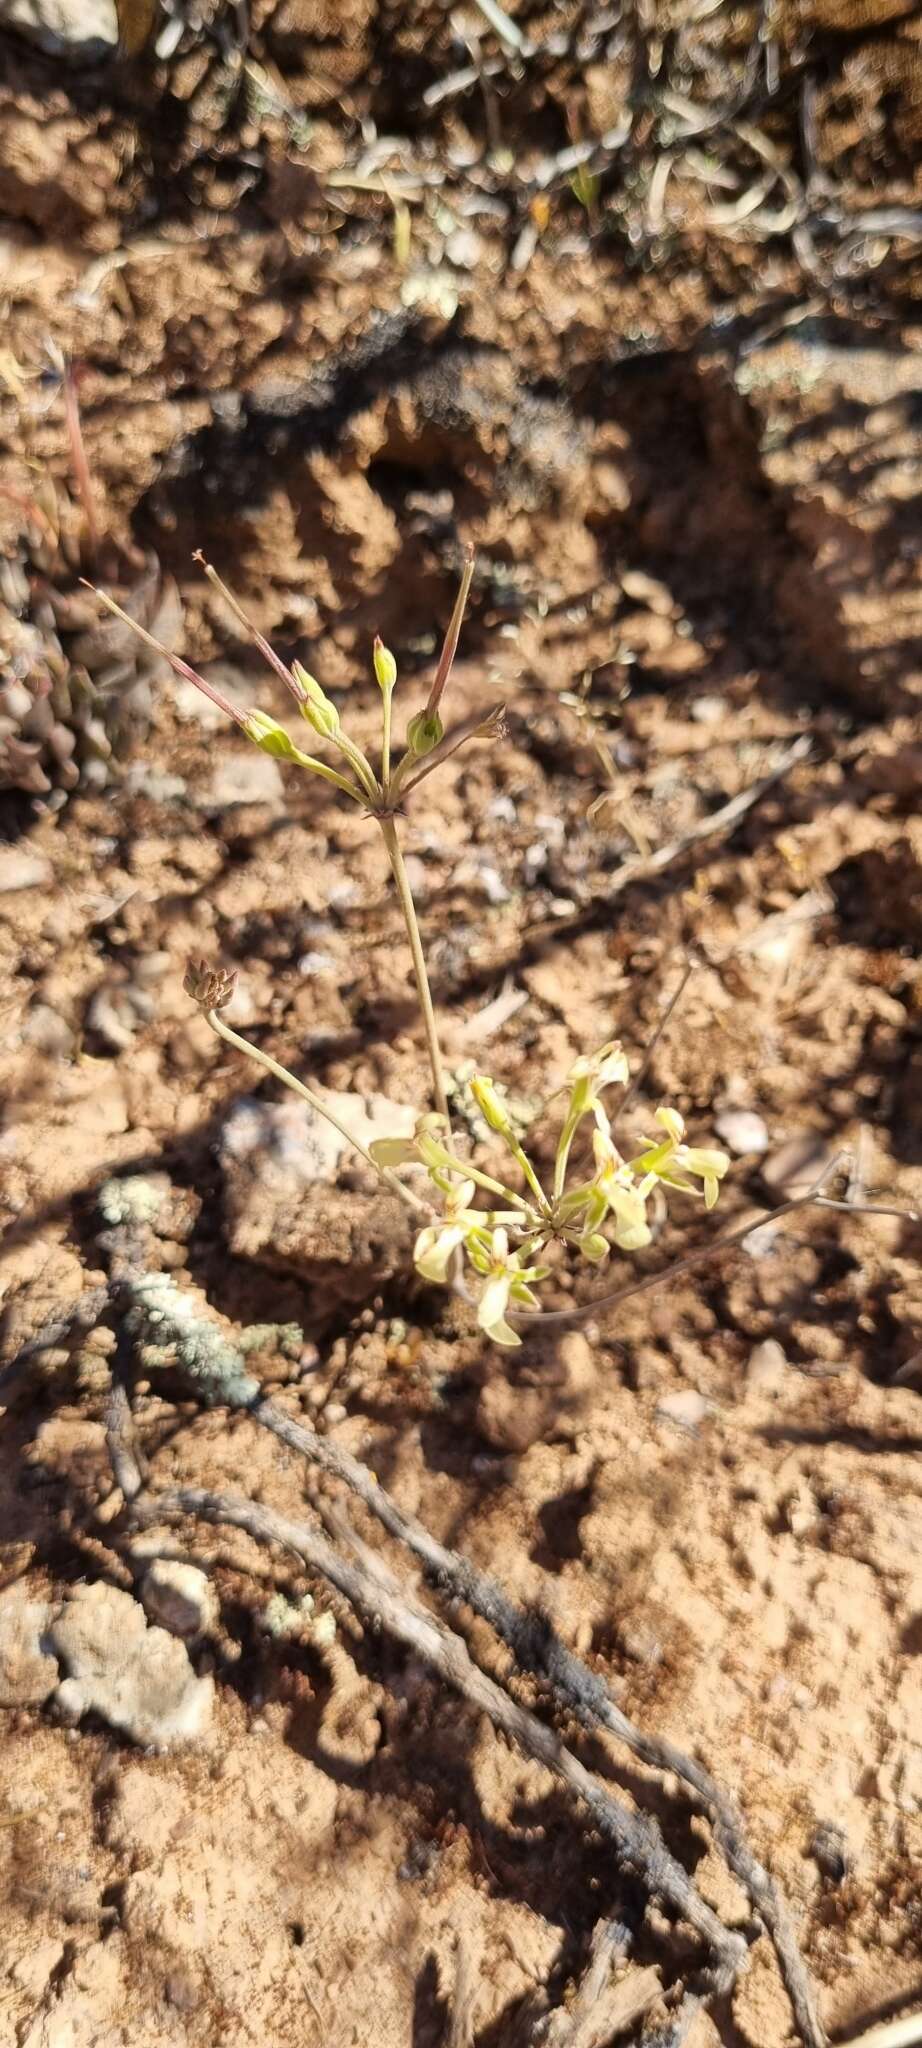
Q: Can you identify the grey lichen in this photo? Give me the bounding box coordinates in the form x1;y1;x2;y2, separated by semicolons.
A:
261;1591;335;1646
98;1175;166;1229
238;1322;303;1360
96;1178;303;1407
126;1270;260;1409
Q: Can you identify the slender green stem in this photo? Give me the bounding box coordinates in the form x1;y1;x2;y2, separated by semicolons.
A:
300;756;368;802
381;684;393;787
508;1141;550;1215
378;815;452;1128
452;1159;538;1212
553;1110;580;1202
205;1011;429;1217
384;744;416;804
334;732;381;805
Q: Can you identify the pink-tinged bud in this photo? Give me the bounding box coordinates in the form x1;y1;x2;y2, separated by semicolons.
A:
373;638;397;691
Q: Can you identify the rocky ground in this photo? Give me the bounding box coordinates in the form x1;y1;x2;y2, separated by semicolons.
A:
1;2;921;2045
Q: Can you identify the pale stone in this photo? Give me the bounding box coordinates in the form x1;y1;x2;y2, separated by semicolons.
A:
49;1582;213;1749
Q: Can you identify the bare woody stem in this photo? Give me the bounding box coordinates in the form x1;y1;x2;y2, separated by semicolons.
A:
377;815;452;1128
203;1009;430;1217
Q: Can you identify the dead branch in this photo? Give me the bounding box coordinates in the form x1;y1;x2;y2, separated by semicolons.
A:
544;1919;661;2046
840;2013;922;2048
128;1479;746;1984
104;1377;145;1502
0;1286;110;1388
249;1395;826;2048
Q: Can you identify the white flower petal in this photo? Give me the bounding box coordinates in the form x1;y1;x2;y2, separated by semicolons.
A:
414;1223;464;1282
478;1270;519;1345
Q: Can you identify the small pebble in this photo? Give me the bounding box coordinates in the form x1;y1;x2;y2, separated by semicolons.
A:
21;1002;74;1056
746;1339;789;1394
656;1389;712;1433
810;1822;850;1883
690;695;726;724
141;1560;218;1639
762;1133;834;1191
715;1108;769;1156
0;847;53;893
201;750;284;809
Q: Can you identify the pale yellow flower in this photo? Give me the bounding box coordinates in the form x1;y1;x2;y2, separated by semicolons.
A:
632;1107;730;1211
592;1130;652;1249
468;1227;547;1349
413;1178;479;1282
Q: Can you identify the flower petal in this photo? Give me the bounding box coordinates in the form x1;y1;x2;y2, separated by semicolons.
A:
414;1223;464;1282
478;1271;520;1346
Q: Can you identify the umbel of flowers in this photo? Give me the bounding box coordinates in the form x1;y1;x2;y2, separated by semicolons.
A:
371;1046;729;1346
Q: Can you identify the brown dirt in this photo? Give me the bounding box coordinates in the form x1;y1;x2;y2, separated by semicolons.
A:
1;4;921;2045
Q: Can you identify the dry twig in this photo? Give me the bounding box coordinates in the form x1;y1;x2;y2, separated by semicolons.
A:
544;1920;661;2046
127;1479;745;1982
249;1392;826;2048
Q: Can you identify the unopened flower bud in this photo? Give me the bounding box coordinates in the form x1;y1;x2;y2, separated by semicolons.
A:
469;1074;512;1136
407;709;443;757
292;662;340;740
576;1230;610;1265
373;638;397;692
244;711;308;760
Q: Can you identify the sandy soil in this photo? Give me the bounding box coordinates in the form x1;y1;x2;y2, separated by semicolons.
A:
1;2;921;2044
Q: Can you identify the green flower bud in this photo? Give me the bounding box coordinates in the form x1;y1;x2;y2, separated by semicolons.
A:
469;1074;512;1136
373;637;397;692
243;711;309;761
292;661;340;740
406;709;443;757
576;1230;610;1265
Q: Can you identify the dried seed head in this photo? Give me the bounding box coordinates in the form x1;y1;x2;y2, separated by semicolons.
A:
471;704;507;743
183;959;237;1012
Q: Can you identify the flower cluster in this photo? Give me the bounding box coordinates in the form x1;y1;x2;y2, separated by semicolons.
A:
372;1046;730;1346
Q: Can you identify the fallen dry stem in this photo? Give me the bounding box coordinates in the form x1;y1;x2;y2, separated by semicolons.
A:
248;1394;825;2048
544;1917;661;2047
127;1478;745;1983
95;1219;821;2044
837;2016;922;2048
530;733;813;947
